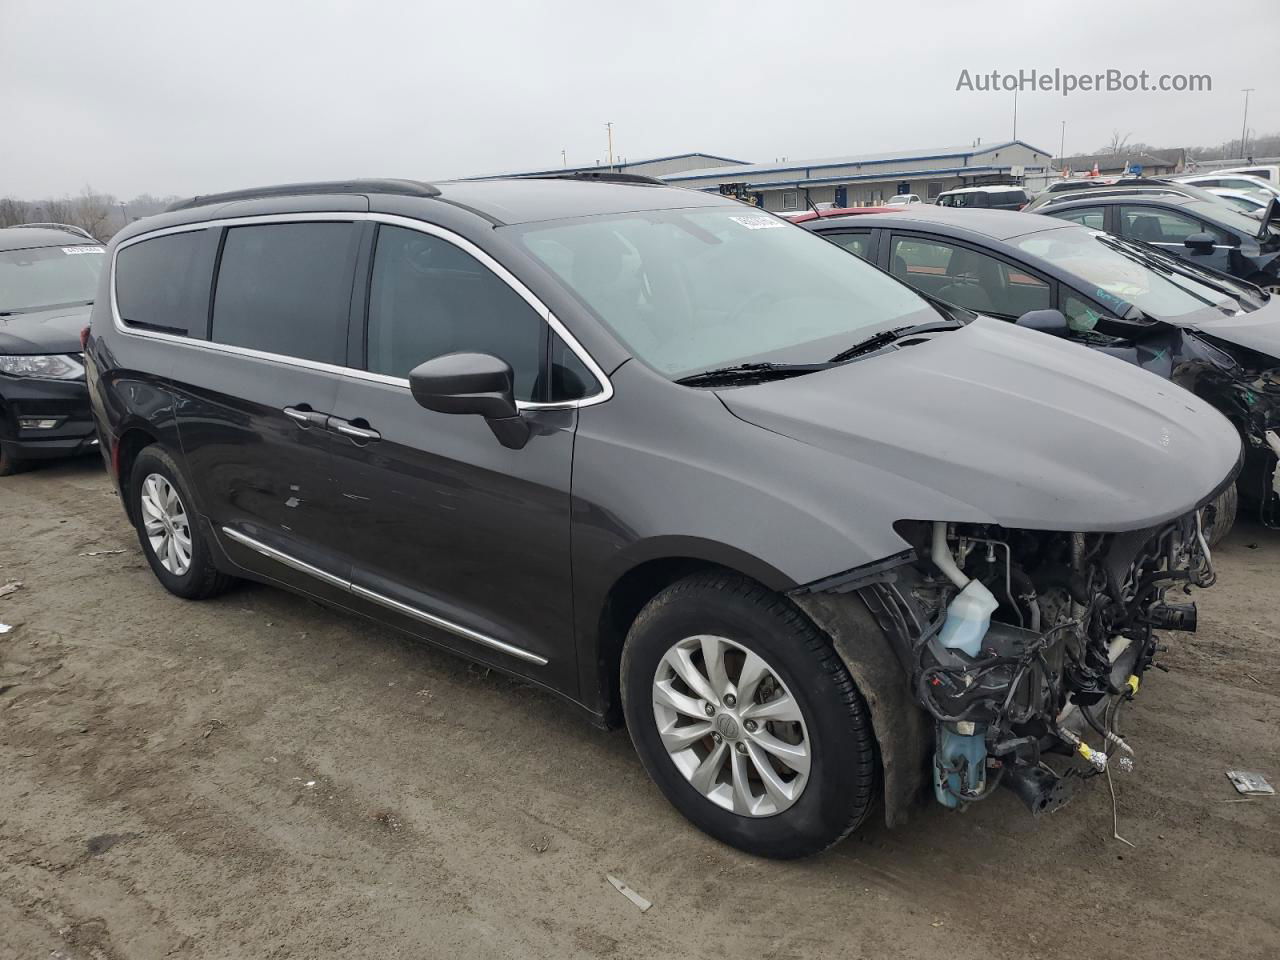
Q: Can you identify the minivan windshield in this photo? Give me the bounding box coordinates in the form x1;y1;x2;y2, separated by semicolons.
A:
0;244;105;314
515;207;937;378
1013;225;1245;321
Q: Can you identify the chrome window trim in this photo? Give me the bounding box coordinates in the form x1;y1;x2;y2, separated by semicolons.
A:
110;211;614;410
221;526;548;666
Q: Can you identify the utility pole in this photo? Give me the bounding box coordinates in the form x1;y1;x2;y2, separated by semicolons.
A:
1059;120;1065;164
1012;89;1017;140
119;201;128;226
561;149;567;168
1240;88;1254;160
606;122;614;168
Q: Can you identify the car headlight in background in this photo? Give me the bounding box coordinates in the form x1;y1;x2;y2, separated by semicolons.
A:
0;354;86;380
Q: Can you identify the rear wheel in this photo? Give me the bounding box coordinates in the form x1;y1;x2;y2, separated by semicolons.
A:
129;446;234;600
621;572;878;859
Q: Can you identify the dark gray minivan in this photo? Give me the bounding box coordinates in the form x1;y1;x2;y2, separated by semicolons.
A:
87;177;1238;858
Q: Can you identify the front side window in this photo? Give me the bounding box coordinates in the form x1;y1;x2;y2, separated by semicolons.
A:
888;236;1050;318
366;225;550;401
1117;205;1215;245
211;222;357;364
1013;225;1238;321
1;243;104;315
115;231;208;335
515;207;935;378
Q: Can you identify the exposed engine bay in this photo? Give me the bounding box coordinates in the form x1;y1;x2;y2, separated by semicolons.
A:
871;512;1218;815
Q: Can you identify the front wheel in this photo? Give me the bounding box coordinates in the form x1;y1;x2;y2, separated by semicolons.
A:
0;442;30;477
621;573;878;859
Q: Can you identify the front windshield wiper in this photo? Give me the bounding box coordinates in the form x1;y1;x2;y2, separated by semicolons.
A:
1099;236;1246;310
828;319;964;363
674;361;838;387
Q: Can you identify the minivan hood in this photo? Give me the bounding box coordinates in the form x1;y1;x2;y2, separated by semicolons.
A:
719;317;1240;532
0;303;91;354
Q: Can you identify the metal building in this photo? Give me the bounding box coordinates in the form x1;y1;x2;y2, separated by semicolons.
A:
662;140;1052;211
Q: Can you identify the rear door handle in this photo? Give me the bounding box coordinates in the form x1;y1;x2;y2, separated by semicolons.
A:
328;417;381;443
283;405;329;429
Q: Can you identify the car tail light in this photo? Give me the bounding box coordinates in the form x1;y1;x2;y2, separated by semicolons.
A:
80;325;91;350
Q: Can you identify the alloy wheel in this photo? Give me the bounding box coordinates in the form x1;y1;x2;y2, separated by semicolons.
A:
140;473;192;575
652;634;811;817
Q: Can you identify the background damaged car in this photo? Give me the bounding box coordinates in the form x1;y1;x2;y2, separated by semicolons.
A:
88;177;1241;857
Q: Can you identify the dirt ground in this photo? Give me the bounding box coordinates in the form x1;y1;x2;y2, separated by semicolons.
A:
1;457;1277;960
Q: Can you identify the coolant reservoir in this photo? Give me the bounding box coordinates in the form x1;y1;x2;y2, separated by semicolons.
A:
938;580;999;657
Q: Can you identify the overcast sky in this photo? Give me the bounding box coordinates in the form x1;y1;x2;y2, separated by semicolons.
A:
3;0;1276;199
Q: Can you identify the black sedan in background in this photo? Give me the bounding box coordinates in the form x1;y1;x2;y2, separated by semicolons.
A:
800;206;1280;533
0;224;105;475
1041;192;1280;294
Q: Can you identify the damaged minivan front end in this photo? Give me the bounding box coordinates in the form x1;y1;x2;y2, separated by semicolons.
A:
882;510;1218;815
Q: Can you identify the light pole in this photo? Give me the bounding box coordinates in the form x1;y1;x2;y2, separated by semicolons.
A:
118;201;128;227
1240;88;1254;160
606;122;614;168
561;149;566;168
1059;120;1065;166
1012;88;1017;140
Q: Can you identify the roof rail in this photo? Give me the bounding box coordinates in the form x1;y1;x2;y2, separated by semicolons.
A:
165;179;442;212
523;171;667;186
10;222;97;241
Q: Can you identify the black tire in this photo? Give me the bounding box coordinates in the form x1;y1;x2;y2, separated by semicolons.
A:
1205;482;1237;547
0;442;30;477
621;572;878;859
129;445;234;600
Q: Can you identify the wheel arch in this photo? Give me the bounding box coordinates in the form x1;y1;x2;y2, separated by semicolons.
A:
588;539;797;726
112;423;159;523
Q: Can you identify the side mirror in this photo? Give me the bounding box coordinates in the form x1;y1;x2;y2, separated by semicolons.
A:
1184;232;1217;252
408;352;529;449
1015;309;1069;335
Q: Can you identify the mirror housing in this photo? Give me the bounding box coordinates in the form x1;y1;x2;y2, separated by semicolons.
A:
1015;309;1069;336
409;352;529;449
1183;232;1217;251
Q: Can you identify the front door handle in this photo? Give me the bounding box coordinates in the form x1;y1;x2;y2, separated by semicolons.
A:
329;417;381;443
283;405;329;429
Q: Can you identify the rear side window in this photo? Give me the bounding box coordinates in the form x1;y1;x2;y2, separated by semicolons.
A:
211;222;357;364
365;225;547;401
115;231;211;335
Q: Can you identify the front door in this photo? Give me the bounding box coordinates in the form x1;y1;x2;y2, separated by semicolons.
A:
323;222;595;691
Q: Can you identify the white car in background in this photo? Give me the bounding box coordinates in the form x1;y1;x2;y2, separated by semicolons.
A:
1205;187;1273;215
1176;171;1280;198
885;194;921;205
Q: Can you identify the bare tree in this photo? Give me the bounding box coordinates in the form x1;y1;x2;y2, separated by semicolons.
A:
72;186;115;240
1106;130;1132;156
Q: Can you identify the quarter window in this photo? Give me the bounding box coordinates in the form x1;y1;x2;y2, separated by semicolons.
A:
116;231;210;335
1053;206;1106;230
888;236;1051;319
365;225;547;401
211;222;357;364
827;231;872;261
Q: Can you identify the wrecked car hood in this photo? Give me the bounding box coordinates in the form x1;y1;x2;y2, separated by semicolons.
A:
0;303;92;354
1186;296;1280;360
720;317;1241;532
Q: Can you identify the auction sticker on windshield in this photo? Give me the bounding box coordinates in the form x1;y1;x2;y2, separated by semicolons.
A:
729;215;785;230
62;247;104;255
